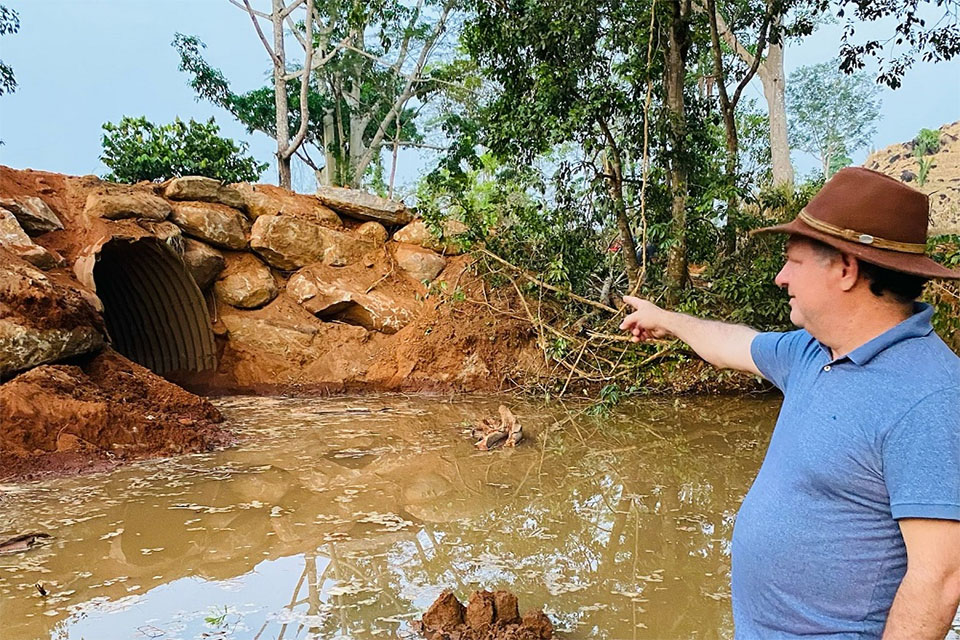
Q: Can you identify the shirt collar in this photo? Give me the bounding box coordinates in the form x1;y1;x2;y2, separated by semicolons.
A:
825;303;935;366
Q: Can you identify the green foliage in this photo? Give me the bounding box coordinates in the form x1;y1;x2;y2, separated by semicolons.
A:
0;5;18;97
587;383;624;416
827;152;853;177
100;116;267;184
913;128;941;157
916;157;934;187
926;235;960;354
786;60;881;177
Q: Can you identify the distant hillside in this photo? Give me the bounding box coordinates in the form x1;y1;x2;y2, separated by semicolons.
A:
864;121;960;237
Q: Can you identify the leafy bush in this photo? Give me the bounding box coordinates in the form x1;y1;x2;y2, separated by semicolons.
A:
913;128;940;156
926;235;960;354
101;116;267;184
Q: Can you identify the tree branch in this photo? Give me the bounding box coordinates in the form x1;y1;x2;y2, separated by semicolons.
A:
350;1;455;184
279;0;305;20
283;0;313;157
239;0;280;67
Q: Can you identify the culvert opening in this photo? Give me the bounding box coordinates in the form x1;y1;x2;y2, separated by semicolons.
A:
92;237;216;376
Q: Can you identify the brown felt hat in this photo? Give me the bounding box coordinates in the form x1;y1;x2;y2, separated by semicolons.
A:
752;166;960;280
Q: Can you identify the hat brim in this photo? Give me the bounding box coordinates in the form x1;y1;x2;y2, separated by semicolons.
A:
751;218;960;280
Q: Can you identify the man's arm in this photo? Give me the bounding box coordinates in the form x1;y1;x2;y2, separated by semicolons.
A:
620;296;761;375
883;518;960;639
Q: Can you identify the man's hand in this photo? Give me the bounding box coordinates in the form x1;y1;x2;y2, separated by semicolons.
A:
619;296;761;375
620;296;671;342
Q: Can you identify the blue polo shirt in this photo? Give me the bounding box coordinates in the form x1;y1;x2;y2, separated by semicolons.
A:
733;303;960;638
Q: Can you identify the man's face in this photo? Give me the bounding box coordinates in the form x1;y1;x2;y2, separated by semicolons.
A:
774;238;839;330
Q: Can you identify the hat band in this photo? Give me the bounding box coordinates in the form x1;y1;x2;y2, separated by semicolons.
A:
798;210;927;254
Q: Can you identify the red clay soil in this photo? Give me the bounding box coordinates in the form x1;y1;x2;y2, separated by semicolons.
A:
414;590;554;640
0;348;232;481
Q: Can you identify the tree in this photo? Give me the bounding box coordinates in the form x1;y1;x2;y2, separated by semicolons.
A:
100;116;268;184
0;5;19;96
459;0;707;294
786;61;880;178
827;0;960;89
231;0;315;189
174;0;457;190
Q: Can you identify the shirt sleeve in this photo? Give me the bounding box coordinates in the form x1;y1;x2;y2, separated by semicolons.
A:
884;386;960;521
749;330;812;392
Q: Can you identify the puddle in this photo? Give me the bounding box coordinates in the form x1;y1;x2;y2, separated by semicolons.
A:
0;394;798;638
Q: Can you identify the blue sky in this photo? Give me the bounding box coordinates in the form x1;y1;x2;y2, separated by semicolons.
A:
0;0;957;194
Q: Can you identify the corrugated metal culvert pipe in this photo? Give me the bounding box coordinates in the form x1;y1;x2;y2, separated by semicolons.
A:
92;237;216;375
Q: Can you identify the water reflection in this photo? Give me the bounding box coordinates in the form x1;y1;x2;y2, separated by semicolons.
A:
0;395;781;639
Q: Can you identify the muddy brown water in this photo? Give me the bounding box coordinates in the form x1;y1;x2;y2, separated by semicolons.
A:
0;394;806;638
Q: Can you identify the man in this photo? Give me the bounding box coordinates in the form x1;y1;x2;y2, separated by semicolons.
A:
620;167;960;638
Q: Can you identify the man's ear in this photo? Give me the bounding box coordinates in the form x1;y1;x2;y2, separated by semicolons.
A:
837;253;860;292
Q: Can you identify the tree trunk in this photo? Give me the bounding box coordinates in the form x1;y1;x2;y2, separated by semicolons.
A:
706;0;740;254
664;0;691;304
272;0;292;189
603;152;641;292
318;109;336;186
760;36;793;189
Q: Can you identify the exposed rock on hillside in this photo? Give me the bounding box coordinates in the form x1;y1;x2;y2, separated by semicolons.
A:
236;182;341;226
84;185;172;221
215;252;278;309
394;218;469;255
0;250;104;378
163;176;247;211
288;263;418;333
395;243;447;283
0;209;62;269
170;201;249;249
316;185;413;225
865;120;960;236
0;195;64;234
182;238;225;290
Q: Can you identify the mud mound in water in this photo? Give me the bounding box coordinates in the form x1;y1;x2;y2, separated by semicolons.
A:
0;348;231;481
414;589;553;640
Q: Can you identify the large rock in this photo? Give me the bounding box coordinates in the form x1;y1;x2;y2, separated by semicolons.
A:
0;196;64;235
182;238;225;290
83;187;172;221
393;218;469;255
214;252;277;309
394;243;447;283
163;176;247;211
0;251;105;377
235;183;341;226
287;265;417;333
138;220;184;256
221;314;319;358
0;208;62;270
250;214;326;270
357;221;388;245
251;214;373;270
170;201;249;250
316;186;413;225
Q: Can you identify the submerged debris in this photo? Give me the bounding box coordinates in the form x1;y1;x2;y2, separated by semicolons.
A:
471;406;523;451
413;589;553;640
0;532;52;555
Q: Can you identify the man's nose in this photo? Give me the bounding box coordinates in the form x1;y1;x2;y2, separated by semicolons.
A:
774;265;788;289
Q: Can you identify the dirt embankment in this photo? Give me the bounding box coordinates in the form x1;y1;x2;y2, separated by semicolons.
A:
0;165;541;480
0;348;230;481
